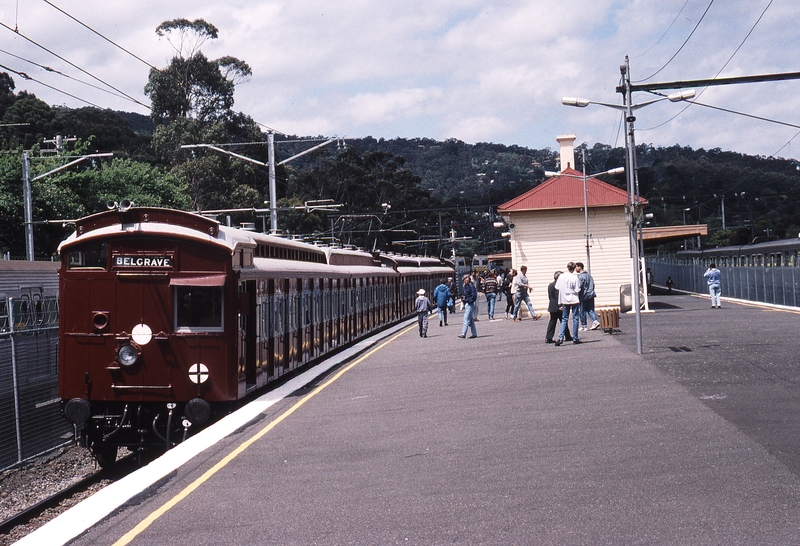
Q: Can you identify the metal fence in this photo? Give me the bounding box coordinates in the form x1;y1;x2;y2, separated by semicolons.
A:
648;257;800;308
0;295;71;471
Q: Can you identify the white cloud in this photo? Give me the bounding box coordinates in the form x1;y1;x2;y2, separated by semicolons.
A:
2;0;799;158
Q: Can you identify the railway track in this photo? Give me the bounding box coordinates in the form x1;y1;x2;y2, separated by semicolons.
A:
0;453;137;542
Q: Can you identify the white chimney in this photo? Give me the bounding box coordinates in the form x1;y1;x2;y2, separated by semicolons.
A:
556;134;577;172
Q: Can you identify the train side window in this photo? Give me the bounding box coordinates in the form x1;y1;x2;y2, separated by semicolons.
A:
175;286;224;330
68;242;107;270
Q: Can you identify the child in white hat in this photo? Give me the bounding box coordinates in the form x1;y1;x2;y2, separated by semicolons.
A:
414;288;433;338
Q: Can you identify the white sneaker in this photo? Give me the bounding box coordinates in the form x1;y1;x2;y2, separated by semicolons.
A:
591;321;601;330
579;326;587;332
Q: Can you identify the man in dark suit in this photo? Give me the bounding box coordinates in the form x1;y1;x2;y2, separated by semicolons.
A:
545;271;572;343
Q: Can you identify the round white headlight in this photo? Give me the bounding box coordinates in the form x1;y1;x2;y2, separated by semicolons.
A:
117;343;140;367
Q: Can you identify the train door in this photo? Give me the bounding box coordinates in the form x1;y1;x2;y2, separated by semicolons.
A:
265;279;276;381
301;278;311;363
312;277;322;359
238;280;257;393
274;279;286;377
287;279;298;370
322;278;330;353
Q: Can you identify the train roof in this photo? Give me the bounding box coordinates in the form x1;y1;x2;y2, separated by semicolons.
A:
676;237;800;257
58;207;327;260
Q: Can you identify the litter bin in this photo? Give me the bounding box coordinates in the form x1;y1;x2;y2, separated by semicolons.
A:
598;307;620;333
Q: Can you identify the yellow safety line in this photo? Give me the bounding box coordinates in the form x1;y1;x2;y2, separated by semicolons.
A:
113;325;414;546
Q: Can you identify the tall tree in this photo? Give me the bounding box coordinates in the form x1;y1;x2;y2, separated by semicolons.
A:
144;19;251;124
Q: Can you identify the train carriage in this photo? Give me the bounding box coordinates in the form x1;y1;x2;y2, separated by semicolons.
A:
58;206;450;465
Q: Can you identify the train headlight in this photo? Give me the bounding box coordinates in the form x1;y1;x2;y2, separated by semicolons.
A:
117;342;141;367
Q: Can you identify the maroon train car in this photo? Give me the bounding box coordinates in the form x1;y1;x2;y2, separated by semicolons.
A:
58;206;451;465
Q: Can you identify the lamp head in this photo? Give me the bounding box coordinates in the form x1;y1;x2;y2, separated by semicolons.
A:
667;89;695;102
561;97;590;107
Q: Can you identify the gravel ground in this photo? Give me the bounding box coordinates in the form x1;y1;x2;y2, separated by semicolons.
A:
0;445;107;545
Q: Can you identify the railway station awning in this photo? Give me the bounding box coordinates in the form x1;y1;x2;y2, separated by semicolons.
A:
641;225;708;243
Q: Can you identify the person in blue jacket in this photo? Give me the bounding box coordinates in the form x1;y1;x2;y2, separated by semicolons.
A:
704;263;722;308
432;279;451;327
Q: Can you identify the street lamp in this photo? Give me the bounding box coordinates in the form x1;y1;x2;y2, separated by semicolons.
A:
562;57;695;354
545;153;624;273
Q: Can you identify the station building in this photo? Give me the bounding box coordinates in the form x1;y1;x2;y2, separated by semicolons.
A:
497;135;636;311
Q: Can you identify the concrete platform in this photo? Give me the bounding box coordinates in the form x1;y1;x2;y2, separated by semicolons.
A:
21;292;800;545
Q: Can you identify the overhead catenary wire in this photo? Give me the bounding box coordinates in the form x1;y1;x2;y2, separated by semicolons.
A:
41;0;159;72
0;61;103;108
633;0;716;83
0;20;149;109
639;0;775;133
0;48;141;103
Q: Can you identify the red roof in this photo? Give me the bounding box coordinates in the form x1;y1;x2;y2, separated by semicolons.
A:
497;167;644;212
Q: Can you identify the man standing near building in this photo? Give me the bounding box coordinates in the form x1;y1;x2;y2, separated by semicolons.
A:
576;262;600;331
483;270;499;320
546;271;572;343
458;275;478;339
555;262;581;345
512;265;542;321
704;263;722;308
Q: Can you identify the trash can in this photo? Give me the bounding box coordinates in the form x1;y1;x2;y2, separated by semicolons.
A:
598;308;620;333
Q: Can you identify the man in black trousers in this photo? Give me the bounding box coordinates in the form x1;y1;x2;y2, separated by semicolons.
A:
545;271;572;343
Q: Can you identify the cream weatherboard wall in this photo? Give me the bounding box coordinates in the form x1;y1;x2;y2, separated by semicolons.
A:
506;206;630;311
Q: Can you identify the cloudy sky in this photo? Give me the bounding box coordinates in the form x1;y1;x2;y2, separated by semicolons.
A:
2;0;799;159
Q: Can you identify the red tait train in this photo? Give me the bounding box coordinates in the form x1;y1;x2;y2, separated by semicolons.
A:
58;206;453;466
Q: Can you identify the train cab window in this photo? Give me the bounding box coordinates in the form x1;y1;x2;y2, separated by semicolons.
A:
68;242;107;269
175;286;223;330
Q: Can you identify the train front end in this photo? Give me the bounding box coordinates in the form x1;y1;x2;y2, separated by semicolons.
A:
58;207;240;465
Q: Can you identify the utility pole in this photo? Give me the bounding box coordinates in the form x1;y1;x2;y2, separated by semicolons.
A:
182;136;339;234
22;151;113;260
21;153;33;261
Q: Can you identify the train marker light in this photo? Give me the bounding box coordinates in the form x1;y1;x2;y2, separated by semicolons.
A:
132;323;153;345
188;363;210;384
117;342;141;367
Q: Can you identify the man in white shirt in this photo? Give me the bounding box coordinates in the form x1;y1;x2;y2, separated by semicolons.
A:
554;262;581;345
512;265;542;321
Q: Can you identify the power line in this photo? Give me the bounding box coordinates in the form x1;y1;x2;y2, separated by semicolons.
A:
640;0;775;133
634;0;690;59
0;48;140;103
0;61;103;108
41;0;159;72
0;20;149;108
633;0;715;83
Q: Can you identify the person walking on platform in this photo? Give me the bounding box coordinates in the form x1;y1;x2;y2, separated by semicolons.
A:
447;276;459;313
704;263;722;308
576;262;600;331
483;270;499;320
512;265;542;321
546;271;572;343
432;279;451;327
503;269;515;319
414;289;433;338
458;275;478;339
554;262;581;345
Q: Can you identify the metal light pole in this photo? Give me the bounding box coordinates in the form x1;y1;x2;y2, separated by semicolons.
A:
562;57;695;354
22;152;113;260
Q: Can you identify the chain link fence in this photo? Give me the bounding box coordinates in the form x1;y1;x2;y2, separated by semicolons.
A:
0;294;71;471
648;257;800;308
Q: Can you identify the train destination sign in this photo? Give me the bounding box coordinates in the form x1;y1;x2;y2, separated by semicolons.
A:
114;255;173;268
